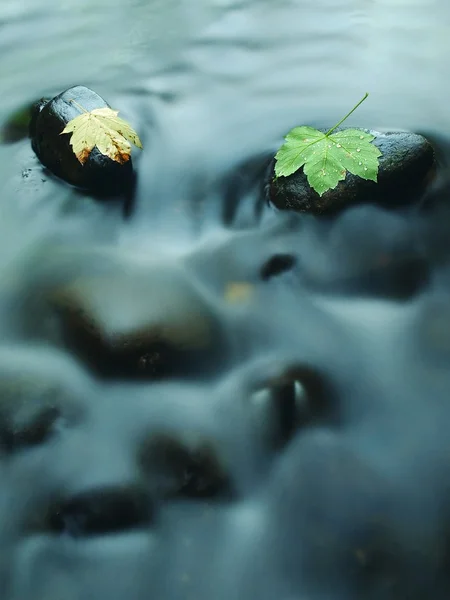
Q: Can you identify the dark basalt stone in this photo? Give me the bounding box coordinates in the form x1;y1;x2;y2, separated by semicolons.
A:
268;129;436;215
29;85;134;194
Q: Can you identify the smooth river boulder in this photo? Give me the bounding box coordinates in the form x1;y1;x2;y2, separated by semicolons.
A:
268;130;436;215
29;85;135;194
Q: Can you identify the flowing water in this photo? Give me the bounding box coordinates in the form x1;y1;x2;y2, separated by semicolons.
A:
1;0;450;598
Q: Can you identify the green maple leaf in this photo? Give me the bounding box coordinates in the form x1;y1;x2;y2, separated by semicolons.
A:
274;93;382;196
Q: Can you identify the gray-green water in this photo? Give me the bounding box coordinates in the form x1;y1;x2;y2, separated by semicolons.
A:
1;1;450;599
1;0;450;247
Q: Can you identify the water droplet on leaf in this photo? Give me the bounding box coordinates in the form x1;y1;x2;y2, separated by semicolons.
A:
273;94;380;195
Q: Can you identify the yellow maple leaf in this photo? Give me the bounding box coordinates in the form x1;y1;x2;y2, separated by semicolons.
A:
60;103;143;165
224;282;254;304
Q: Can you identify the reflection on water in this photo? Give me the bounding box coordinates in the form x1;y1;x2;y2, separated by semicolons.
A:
1;0;450;599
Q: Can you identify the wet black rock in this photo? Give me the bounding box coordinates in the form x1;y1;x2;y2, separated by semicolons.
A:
29;85;134;194
268;130;436;215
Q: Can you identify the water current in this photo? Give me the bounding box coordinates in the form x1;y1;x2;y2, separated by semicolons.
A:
1;0;450;598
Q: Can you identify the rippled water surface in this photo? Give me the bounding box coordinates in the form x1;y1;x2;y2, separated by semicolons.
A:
1;1;450;599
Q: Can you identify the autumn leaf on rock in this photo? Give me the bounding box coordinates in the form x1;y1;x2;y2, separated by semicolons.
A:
274;93;382;196
60;105;143;165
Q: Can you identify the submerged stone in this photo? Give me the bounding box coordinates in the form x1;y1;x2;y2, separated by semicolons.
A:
0;103;35;144
29;85;134;194
268;130;436;215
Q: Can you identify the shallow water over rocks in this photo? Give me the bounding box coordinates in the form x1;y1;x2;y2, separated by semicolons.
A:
2;1;450;599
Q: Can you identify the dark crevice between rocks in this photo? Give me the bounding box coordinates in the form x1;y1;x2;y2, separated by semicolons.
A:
221;153;274;227
0;380;81;456
260;254;296;281
0;405;61;453
48;486;152;538
305;254;430;301
140;434;234;501
252;365;337;450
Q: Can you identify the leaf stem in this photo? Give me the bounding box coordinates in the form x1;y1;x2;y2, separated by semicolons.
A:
68;99;88;114
324;92;369;137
